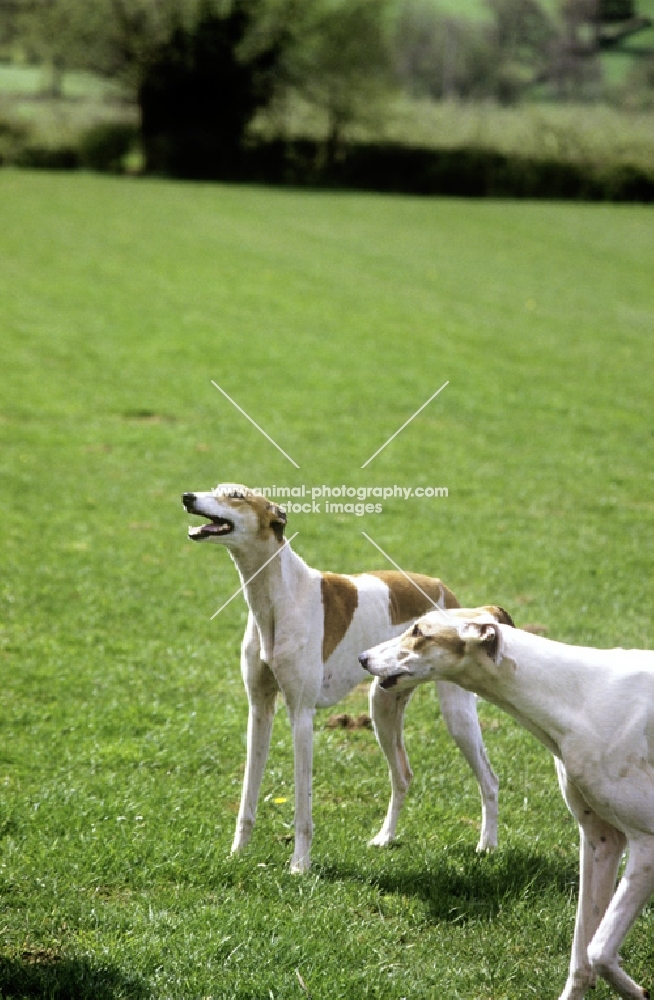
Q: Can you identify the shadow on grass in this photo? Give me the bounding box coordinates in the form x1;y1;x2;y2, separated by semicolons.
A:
318;844;578;923
0;952;149;1000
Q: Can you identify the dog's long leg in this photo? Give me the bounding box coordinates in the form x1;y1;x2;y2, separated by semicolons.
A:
436;680;499;851
288;706;315;873
584;836;654;1000
564;821;626;999
555;761;627;1000
231;686;278;854
231;631;279;855
368;679;415;847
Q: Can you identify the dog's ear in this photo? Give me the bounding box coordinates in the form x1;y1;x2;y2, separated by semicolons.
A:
482;605;515;627
459;621;503;665
268;503;287;542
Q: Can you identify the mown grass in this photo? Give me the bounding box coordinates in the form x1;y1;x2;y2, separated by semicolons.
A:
0;169;653;998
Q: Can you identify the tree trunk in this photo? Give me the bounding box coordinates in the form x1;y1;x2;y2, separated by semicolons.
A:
45;56;65;99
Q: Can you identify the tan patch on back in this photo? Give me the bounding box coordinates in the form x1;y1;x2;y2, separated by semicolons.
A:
367;571;459;624
321;573;359;662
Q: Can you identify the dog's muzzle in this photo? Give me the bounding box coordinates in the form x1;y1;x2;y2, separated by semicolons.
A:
359;652;405;690
182;493;235;540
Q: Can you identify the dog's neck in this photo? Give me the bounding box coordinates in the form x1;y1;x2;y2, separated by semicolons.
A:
456;629;591;759
227;536;306;661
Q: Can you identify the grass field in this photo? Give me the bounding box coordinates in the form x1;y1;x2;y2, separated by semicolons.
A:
0;169;653;999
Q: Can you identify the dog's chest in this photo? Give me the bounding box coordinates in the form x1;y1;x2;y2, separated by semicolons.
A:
562;721;654;836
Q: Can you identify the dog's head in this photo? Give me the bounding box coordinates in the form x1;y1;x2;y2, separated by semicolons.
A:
359;606;514;691
182;484;287;548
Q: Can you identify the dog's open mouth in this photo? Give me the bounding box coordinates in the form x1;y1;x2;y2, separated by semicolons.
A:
380;674;401;690
188;516;234;540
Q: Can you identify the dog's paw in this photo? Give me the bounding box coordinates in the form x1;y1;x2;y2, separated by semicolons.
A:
290;854;311;874
475;838;498;853
368;831;394;848
475;837;497;854
230;834;250;854
557;967;595;1000
230;819;254;854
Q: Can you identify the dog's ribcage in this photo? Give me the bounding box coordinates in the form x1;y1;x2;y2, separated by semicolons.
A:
316;573;420;708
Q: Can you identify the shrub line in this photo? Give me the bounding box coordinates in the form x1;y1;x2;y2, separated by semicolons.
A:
3;129;653;202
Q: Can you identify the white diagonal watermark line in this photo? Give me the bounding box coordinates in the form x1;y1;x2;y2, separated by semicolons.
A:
211;380;300;468
361;531;452;623
210;532;299;620
360;381;449;469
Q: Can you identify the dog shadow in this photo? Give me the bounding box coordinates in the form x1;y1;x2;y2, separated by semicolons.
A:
0;953;149;1000
318;843;578;924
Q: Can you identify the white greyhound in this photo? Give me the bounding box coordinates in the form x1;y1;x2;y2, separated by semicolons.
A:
182;484;504;873
360;609;654;1000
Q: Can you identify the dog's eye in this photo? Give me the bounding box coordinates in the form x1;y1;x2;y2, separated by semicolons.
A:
227;491;245;499
411;623;423;638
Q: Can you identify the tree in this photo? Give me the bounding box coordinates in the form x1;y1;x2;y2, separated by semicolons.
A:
137;0;284;177
486;0;556;101
102;0;206;89
277;0;394;161
393;1;471;99
527;0;610;99
393;0;554;103
4;0;114;95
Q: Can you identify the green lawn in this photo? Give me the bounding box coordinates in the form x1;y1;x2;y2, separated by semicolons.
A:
0;170;652;998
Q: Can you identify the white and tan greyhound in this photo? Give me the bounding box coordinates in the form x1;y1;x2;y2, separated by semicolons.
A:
182;484;505;873
360;610;654;1000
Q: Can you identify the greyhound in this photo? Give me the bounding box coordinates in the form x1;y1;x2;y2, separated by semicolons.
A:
361;608;654;1000
182;484;503;872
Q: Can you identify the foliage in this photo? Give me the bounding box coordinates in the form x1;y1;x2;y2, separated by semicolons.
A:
78;120;138;172
0;0;204;87
273;0;395;156
487;0;558;100
392;2;481;99
0;112;26;162
393;0;556;102
622;51;654;105
137;1;282;176
392;0;654;101
395;0;597;103
4;0;103;94
0;0;652;139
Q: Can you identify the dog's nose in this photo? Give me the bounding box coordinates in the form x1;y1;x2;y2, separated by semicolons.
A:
359;653;369;671
182;492;196;509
